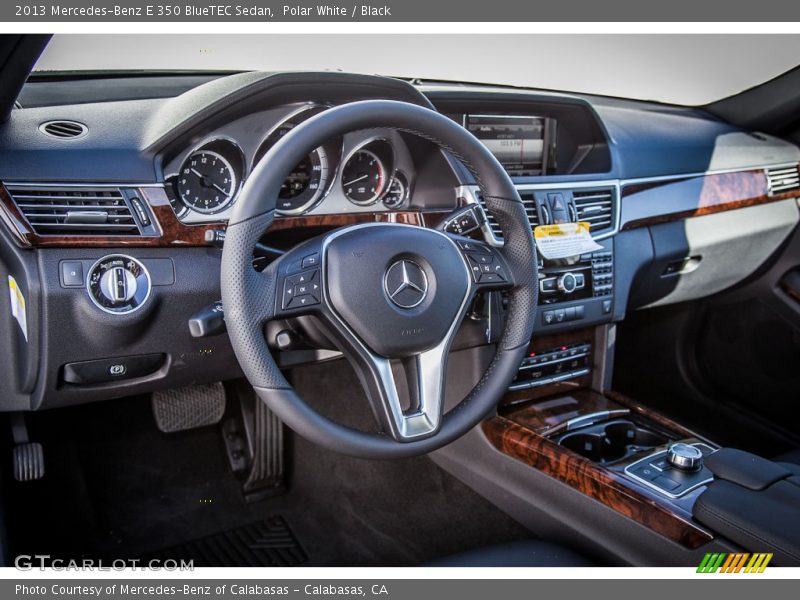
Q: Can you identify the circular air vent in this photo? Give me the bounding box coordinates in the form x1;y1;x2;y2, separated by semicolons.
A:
38;120;88;140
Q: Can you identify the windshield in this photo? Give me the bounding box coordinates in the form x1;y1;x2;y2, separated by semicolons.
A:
34;34;800;106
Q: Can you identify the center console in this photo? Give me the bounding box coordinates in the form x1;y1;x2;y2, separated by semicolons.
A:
482;325;721;550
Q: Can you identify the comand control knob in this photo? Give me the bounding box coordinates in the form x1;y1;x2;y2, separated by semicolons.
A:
87;254;151;314
666;443;704;471
557;272;578;294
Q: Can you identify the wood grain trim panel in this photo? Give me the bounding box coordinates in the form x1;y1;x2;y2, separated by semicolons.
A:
0;184;444;248
482;413;713;549
620;165;800;230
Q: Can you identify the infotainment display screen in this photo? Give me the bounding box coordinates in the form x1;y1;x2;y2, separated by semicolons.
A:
465;115;552;176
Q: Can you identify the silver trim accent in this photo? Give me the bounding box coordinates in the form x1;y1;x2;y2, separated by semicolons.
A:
619;161;800;187
383;259;429;309
4;182;165;189
38;120;88;140
321;223;473;441
540;409;631;437
341;138;394;207
666;442;704;471
518;351;590;370
254;103;338;216
508;367;590;391
176;148;239;215
624;442;716;500
457;179;621;246
85;254;152;316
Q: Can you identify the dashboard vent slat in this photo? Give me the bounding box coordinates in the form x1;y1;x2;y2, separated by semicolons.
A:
766;165;800;195
475;191;540;241
39;120;88;140
4;185;141;237
573;188;616;235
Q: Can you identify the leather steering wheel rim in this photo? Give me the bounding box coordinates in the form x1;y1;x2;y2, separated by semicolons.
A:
221;99;538;459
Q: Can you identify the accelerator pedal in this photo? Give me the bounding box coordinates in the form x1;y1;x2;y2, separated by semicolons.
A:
152;382;226;433
221;382;285;502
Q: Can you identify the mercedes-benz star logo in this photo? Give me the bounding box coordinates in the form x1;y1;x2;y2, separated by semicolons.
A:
383;260;429;309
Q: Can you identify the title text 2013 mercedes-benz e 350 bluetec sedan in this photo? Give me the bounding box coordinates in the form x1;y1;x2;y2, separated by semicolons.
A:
0;34;799;567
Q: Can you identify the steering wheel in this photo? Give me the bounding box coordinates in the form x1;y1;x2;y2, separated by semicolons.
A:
221;100;538;459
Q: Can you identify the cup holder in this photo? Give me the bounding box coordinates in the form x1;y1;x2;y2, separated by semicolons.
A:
558;419;669;464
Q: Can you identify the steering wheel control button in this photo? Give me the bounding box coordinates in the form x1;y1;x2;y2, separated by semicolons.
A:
60;260;84;287
456;239;491;254
282;268;321;310
301;252;319;269
667;443;704;471
383;259;429;309
86;254;151;314
62;353;165;385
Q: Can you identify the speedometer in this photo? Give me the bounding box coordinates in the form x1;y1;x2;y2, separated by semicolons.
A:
254;105;337;215
176;150;238;214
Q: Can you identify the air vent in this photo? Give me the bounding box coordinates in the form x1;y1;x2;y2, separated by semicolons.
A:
573;188;615;234
38;120;88;140
5;185;141;236
766;165;800;195
475;191;540;241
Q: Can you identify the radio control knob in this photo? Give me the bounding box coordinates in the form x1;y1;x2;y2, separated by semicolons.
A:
557;272;578;294
667;443;704;471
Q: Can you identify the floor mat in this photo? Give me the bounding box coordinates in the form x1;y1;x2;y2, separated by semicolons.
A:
143;516;307;567
6;361;532;566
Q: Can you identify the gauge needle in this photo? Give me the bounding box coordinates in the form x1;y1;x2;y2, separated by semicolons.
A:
344;174;368;187
191;168;229;195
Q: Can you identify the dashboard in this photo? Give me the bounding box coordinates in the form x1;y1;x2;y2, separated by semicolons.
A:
163;103;417;223
0;70;799;413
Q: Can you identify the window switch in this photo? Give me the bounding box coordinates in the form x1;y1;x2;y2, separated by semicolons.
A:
61;261;84;287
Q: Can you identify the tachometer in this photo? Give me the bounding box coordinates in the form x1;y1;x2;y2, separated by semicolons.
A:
177;150;238;214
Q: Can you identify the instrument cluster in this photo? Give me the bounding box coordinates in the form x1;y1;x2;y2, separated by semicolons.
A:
164;103;414;223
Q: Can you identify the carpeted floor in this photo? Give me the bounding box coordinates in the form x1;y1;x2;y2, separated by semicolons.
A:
4;359;530;566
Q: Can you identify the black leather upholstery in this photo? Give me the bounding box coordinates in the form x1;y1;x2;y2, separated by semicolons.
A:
706;448;794;490
695;448;800;566
425;541;593;567
775;448;800;471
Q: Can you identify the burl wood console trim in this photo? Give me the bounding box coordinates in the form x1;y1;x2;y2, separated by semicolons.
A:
620;165;800;230
0;184;444;248
483;390;713;549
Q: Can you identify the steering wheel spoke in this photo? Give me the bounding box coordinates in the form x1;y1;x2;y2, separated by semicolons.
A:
333;313;460;442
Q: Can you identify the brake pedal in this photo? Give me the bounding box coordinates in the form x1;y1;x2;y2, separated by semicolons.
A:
152;382;226;433
10;413;44;481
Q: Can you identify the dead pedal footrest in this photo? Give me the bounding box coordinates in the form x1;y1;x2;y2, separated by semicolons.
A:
152;382;226;433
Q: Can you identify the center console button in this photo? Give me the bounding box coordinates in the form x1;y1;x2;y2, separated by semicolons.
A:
60;261;84;287
653;474;681;491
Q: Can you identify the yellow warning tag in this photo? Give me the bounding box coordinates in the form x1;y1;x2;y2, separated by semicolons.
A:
534;222;603;260
8;275;28;341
